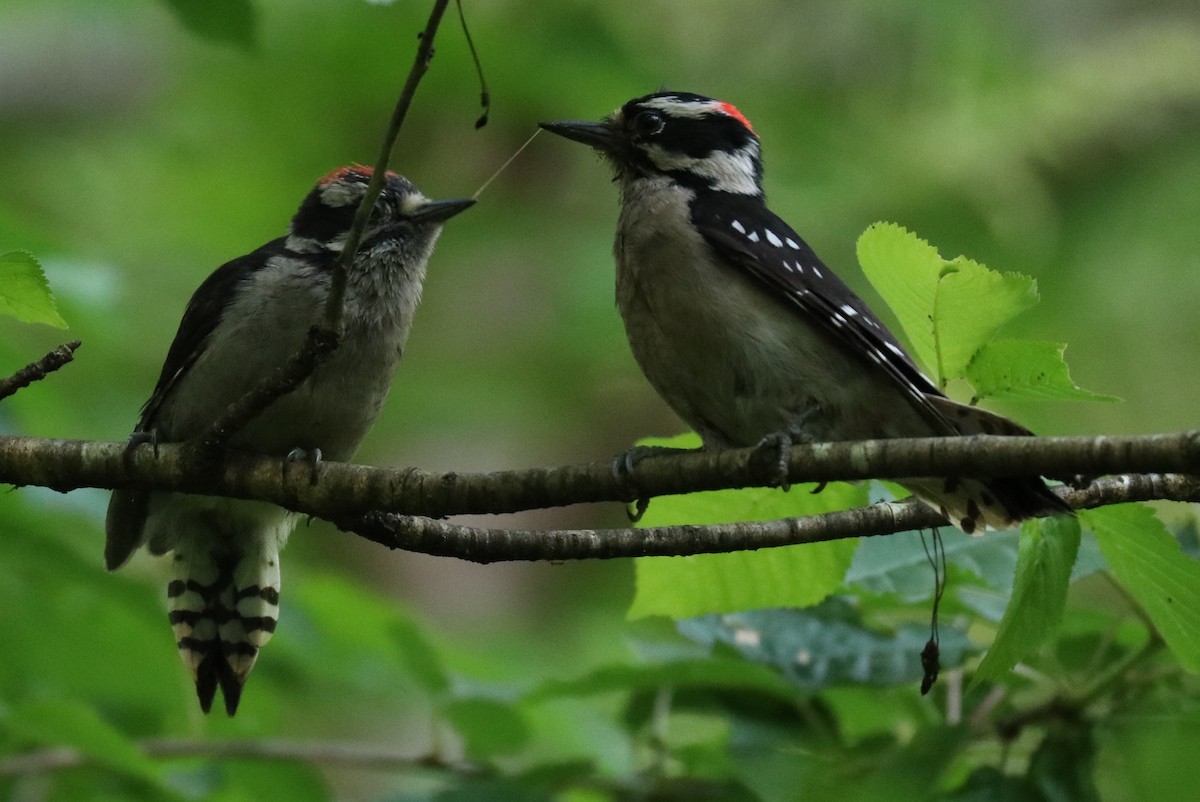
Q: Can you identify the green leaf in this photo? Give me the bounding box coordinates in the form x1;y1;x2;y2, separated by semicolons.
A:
291;573;449;694
856;223;1038;384
946;767;1045;802
629;433;863;619
5;697;161;782
847;528;1022;601
966;339;1119;403
444;697;531;758
677;601;973;689
1083;505;1200;673
0;251;67;328
973;516;1082;684
162;0;257;49
1027;724;1100;802
214;760;330;802
529;658;798;703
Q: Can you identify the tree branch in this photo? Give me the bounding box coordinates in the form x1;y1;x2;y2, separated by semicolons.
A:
0;340;80;401
2;431;1198;524
338;473;1200;563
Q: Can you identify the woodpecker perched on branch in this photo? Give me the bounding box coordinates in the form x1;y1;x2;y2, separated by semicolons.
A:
541;91;1066;532
105;166;473;715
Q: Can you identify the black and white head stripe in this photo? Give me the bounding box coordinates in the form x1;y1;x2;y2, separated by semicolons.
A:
612;92;763;195
690;192;945;417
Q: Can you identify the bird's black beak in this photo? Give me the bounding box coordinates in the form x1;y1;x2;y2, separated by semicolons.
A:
538;120;619;153
409;197;476;224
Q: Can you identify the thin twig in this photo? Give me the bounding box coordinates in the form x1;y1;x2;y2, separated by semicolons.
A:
193;326;339;455
0;738;483;776
0;340;81;401
323;0;453;332
195;0;453;455
336;473;1200;564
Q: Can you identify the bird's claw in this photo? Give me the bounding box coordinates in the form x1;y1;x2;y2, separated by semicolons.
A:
285;447;323;486
122;430;159;470
751;432;794;491
611;444;692;522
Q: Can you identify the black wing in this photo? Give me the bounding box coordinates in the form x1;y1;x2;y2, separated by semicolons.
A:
136;237;289;431
690;193;947;424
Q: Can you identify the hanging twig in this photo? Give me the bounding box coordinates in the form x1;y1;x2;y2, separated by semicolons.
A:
195;0;455;455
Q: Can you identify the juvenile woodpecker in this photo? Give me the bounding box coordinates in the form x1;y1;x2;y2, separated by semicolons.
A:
105;166;473;715
541;91;1065;532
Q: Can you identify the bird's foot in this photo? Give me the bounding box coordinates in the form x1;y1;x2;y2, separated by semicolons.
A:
612;444;695;523
750;432;793;491
750;428;814;492
122;429;159;469
285;447;323;486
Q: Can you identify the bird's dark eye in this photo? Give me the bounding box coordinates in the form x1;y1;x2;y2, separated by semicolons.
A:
631;110;665;137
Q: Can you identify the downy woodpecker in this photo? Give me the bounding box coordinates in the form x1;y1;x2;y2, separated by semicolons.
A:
541;92;1065;532
106;166;473;715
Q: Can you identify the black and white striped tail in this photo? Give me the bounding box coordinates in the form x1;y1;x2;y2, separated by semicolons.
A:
167;543;281;715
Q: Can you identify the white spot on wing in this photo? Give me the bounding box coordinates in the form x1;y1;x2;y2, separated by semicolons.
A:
840;304;858;316
884;341;906;357
765;229;783;247
812;266;823;278
731;220;745;234
785;238;801;250
746;230;760;243
782;261;795;273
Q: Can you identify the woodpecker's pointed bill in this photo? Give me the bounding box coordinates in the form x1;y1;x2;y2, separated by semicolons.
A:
106;165;470;715
542;91;1067;533
407;196;476;224
538;120;619;152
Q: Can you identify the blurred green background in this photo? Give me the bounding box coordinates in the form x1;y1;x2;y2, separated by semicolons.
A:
2;0;1200;799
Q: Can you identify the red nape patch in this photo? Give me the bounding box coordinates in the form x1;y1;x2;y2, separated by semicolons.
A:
717;102;755;134
319;163;373;186
319;163;404;186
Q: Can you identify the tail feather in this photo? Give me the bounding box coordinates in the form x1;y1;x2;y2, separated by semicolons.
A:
105;489;149;571
903;475;1068;534
167;543;281;716
906;396;1071;533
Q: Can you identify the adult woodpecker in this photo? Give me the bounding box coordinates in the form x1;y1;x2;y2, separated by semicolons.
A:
541;91;1065;532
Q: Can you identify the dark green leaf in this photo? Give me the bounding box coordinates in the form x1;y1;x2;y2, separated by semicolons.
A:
443;697;530;758
290;573;449;693
945;767;1045;802
529;657;797;703
162;0;256;49
1027;724;1100;802
973;516;1082;684
847;528;1022;600
5;697;161;783
678;601;973;689
1083;505;1200;672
